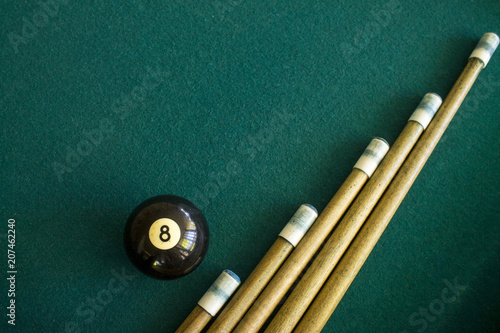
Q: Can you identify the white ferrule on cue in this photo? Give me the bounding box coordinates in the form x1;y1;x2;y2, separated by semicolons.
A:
408;93;442;130
470;32;500;68
353;137;390;177
198;270;241;316
279;204;318;247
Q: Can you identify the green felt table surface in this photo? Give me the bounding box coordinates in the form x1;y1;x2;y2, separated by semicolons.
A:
1;1;499;332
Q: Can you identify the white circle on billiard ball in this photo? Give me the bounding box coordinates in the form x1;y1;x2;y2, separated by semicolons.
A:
148;218;181;250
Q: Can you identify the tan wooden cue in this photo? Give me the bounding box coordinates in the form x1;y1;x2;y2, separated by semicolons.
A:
233;138;391;333
176;305;212;333
294;32;499;333
207;238;292;333
176;270;240;333
261;93;442;333
206;204;318;333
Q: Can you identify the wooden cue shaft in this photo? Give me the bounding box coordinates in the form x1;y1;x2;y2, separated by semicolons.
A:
233;138;390;333
207;204;318;333
224;170;367;332
207;238;293;333
295;56;487;333
261;96;442;333
176;305;212;333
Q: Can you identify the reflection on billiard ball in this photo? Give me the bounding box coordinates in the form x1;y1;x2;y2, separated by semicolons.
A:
124;195;209;280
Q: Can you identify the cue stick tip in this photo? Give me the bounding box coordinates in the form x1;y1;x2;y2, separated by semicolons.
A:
408;93;442;129
223;269;241;284
197;270;241;316
353;138;390;178
279;204;318;247
470;32;499;68
302;203;318;214
373;136;389;146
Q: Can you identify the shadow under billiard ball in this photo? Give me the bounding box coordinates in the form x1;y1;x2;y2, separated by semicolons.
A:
124;195;209;280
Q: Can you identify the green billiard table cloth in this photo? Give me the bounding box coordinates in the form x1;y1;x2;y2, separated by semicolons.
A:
1;1;499;332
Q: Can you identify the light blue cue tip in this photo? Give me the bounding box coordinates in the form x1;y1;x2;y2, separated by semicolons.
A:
197;270;241;316
470;32;499;68
279;204;318;247
353;138;390;178
223;269;241;284
302;203;318;214
408;93;442;130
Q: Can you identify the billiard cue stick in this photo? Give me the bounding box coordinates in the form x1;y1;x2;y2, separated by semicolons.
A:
293;32;500;333
175;269;240;333
254;93;442;333
232;138;391;332
205;204;318;333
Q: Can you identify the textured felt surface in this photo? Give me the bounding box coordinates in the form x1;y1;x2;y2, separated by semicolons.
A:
1;1;499;332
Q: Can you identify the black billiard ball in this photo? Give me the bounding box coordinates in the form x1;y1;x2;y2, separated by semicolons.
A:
124;195;209;280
